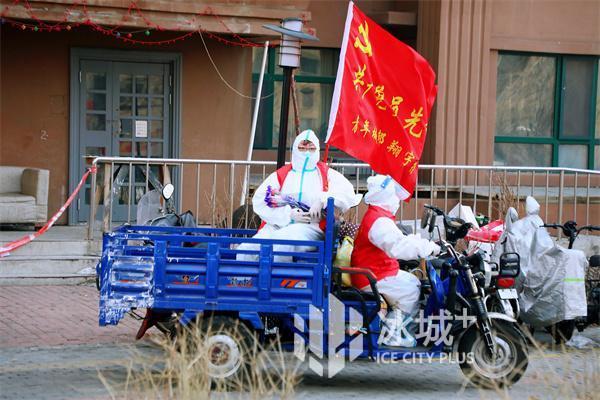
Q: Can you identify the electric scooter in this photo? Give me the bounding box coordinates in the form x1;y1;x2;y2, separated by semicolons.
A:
543;221;600;343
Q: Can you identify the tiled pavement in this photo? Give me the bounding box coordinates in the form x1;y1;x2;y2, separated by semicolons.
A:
0;284;140;348
1;284;599;399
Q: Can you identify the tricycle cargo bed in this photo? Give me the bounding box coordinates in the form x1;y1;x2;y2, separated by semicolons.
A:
98;224;332;326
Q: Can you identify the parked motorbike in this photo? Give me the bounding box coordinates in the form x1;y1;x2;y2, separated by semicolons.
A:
335;204;528;387
542;221;600;342
407;205;521;321
486;198;590;344
416;204;528;387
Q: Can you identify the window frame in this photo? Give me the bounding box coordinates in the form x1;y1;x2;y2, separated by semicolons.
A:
251;47;339;150
494;51;600;169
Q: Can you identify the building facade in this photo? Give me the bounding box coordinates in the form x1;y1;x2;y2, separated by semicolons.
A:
1;0;598;225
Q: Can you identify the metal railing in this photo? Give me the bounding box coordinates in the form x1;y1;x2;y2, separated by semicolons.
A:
87;157;600;240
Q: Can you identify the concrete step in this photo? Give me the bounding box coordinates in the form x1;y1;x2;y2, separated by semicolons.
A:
0;239;101;257
0;225;103;256
0;255;100;285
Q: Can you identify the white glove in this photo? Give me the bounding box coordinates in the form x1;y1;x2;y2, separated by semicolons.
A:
417;241;441;258
430;243;441;256
308;199;324;221
290;208;311;224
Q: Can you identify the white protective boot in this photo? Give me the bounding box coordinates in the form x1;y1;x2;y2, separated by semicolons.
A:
380;310;417;347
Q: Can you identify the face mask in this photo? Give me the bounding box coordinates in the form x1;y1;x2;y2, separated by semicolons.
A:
291;130;320;171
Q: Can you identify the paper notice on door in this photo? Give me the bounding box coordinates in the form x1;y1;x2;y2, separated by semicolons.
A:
135;121;148;138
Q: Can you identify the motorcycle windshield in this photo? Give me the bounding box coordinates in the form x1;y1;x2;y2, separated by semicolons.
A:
136;190;163;225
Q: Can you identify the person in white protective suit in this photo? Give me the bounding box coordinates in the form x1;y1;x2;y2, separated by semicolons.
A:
351;175;440;347
236;130;361;262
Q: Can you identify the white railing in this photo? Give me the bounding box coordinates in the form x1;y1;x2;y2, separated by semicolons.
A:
87;157;600;239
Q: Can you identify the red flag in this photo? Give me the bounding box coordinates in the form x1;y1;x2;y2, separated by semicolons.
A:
326;1;437;199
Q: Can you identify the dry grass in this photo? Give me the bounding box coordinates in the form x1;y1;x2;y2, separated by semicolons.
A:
99;316;300;399
524;333;600;400
461;326;600;400
494;174;520;219
98;314;600;399
531;334;600;400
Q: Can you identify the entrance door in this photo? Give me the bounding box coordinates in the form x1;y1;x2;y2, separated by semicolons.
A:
72;53;176;224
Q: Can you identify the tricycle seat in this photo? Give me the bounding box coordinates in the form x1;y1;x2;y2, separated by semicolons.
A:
336;287;380;303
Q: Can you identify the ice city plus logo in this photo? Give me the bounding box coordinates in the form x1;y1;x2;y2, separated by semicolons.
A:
293;294;363;378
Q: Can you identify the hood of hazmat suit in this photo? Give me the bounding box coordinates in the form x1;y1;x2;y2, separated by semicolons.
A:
250;130;360;227
363;175;439;260
291;129;320;172
364;174;402;214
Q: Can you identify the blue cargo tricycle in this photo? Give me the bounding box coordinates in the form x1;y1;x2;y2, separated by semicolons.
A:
97;199;528;388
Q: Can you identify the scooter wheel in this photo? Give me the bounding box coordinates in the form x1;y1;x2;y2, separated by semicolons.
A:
458;320;528;388
546;320;575;344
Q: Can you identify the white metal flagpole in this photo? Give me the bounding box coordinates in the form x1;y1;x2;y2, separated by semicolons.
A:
325;1;353;144
240;41;269;206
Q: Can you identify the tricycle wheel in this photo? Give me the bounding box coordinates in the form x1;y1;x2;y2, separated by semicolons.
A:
181;315;256;390
458;320;528;389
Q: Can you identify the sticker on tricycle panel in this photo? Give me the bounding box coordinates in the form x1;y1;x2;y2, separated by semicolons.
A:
279;279;308;289
225;276;254;288
172;275;200;285
498;288;518;299
113;271;149;285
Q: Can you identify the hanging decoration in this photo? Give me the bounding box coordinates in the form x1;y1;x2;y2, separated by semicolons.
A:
0;0;281;47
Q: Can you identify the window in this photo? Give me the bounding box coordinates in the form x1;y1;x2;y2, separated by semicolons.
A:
494;53;600;169
251;48;339;149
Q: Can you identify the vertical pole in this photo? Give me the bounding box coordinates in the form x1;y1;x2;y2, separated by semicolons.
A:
545;171;549;221
488;170;493;219
109;162;114;231
573;172;577;220
586;173;590;226
229;163;235;228
558;170;565;239
277;67;294;168
196;164;200;225
473;169;478;215
241;41;269;206
414;181;419;233
211;164;217;227
88;164;98;240
102;163;112;233
127;162;133;223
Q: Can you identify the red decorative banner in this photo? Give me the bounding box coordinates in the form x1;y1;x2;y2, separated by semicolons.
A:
1;0;274;47
0;167;96;257
326;1;437;199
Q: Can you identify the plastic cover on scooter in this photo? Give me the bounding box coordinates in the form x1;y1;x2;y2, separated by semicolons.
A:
491;197;588;327
137;189;163;225
137;190;207;247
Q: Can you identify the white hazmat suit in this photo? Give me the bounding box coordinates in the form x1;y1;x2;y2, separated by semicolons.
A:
237;130;361;262
352;175;440;347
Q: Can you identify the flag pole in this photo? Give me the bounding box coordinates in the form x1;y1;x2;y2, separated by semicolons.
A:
276;66;293;169
240;41;269;207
